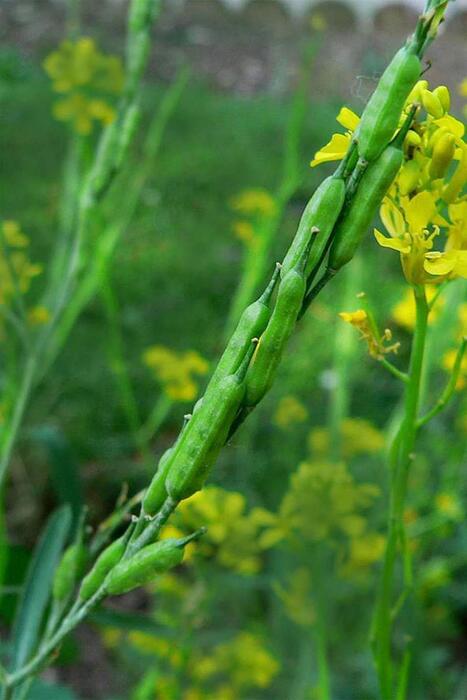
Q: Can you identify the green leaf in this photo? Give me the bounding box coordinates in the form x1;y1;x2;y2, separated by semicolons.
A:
10;505;72;673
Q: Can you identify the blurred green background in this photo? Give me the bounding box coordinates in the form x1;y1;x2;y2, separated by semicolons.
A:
1;1;466;699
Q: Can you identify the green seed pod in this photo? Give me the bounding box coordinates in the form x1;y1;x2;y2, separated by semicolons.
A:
281;173;346;279
79;534;128;602
142;447;175;516
244;240;311;407
206;264;280;394
52;543;88;602
105;532;201;596
114;104;141;172
328;107;416;272
165;343;256;502
357;45;421;162
429;132;456;180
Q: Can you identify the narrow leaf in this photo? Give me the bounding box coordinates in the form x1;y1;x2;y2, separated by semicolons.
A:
10;505;72;672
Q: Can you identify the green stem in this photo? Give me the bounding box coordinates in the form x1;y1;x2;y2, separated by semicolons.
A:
372;285;428;700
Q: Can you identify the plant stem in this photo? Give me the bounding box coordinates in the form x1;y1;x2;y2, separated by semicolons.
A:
372;285;428;700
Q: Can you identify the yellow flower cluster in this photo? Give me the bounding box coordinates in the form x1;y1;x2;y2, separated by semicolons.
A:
142;345;209;402
260;461;380;546
308;418;385;458
374;82;466;284
274;568;316;627
162;486;270;575
43;37;124;134
0;221;43;311
273;395;308;428
191;632;279;692
229;189;276;248
107;628;279;699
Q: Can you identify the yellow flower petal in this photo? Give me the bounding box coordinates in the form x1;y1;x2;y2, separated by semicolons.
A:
380;199;406;236
310;133;351;167
374;228;410;253
404;191;437;232
424;251;456;276
336;107;360;132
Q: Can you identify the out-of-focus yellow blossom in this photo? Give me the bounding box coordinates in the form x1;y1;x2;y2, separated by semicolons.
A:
404;507;418;526
310;12;327;31
142;345;209;402
391;286;443;330
232;220;256;247
442;348;467;390
339;309;399;358
340;532;386;579
260;461;380;546
53;94;116;135
310;106;359;167
273;395;308;428
43;37;124;133
229;189;276;217
230;189;276;250
165;486;268;575
435;492;463;521
192;633;279;691
0;221;42;305
27;306;50;326
274;568;316;627
419;558;451;594
2;221;29;248
127;631;183;669
307;419;384;458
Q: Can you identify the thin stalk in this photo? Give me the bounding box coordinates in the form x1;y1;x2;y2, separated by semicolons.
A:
372;285;428;700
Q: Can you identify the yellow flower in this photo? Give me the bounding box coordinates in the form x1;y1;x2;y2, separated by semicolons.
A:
435;492;463;521
229;189;276;217
460;78;467;98
209;633;279;690
53;93;116;134
28;306;50;326
44;37;123;134
339;309;399;358
2;221;28;248
142;345;209;402
340;532;386;579
391;286;443;331
172;487;269;575
43;37;123;94
310;105;359;167
340;418;385;456
273;395;308;428
375;191;467;284
232;220;256;247
263;461;380;545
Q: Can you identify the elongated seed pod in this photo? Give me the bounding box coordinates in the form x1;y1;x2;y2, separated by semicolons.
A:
143;269;278;513
328;108;417;272
357;45;421;162
79;534;128;601
328;146;403;272
142;447;175;516
281;174;346;279
206;264;280;393
165;343;256;502
105;533;201;595
244;241;310;407
52;543;88;602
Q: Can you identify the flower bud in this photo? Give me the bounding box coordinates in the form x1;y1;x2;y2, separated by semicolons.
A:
429;133;456;179
432;85;450;112
421;89;445;119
